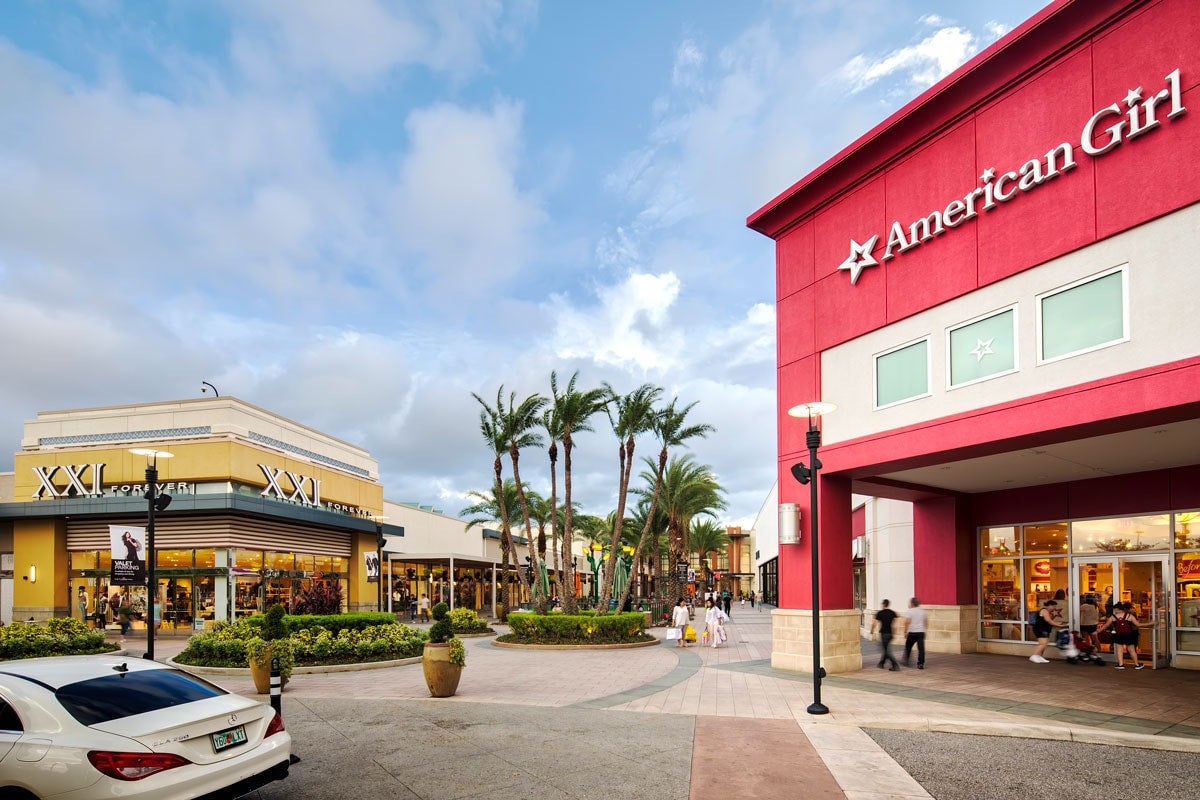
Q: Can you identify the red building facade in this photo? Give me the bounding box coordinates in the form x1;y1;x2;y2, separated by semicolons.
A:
750;0;1200;672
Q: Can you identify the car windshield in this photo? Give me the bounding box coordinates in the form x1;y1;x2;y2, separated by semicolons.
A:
56;669;227;726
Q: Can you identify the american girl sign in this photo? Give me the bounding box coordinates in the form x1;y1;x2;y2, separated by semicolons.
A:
838;69;1187;285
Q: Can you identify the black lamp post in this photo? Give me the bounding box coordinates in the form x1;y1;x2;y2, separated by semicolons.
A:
788;401;837;716
130;448;173;661
374;515;388;613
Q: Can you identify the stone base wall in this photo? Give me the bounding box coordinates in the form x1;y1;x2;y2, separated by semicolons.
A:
13;605;67;623
924;604;979;654
771;608;862;674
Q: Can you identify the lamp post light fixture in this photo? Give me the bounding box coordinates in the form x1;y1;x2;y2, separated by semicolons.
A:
129;448;174;661
786;401;837;716
373;515;388;613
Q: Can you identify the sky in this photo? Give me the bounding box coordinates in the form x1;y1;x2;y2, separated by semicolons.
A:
0;0;1049;528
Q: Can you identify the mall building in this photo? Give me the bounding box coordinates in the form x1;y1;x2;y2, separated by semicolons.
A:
749;0;1200;671
0;397;594;629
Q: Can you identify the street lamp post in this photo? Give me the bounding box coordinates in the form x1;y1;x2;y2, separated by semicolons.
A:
130;448;174;662
787;401;837;716
374;515;388;613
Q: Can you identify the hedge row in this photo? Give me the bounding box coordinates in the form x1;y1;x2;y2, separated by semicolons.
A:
242;611;397;635
0;617;118;660
505;612;646;643
173;618;427;668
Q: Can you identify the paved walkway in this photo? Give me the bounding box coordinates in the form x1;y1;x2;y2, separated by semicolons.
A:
114;606;1200;799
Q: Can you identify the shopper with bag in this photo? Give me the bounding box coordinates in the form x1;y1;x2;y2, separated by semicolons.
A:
669;598;691;648
704;598;729;649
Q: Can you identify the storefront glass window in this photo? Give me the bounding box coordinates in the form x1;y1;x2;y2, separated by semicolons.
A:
235;550;263;570
315;555;333;572
265;551;293;571
195;549;216;568
948;307;1016;387
1022;523;1068;555
980;560;1022;641
1023;556;1068;641
1072;515;1170;553
1175;511;1200;550
296;554;315;572
156;549;192;568
980;527;1018;557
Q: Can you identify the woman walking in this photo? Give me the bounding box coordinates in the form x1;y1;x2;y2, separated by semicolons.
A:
671;598;691;648
704;598;728;649
1029;599;1067;663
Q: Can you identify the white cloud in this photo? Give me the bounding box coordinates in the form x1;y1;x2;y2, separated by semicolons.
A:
840;25;979;94
388;100;546;296
549;271;683;373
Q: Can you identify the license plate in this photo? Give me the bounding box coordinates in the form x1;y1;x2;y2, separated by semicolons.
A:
211;725;247;752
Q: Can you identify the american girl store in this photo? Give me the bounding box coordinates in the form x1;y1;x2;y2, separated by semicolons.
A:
750;0;1200;672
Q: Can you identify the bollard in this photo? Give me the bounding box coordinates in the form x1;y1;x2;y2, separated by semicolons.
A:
269;656;282;719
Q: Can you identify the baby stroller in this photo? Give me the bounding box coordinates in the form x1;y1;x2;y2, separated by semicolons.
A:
1062;630;1104;665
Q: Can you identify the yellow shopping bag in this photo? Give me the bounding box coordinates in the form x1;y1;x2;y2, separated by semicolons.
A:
684;624;697;642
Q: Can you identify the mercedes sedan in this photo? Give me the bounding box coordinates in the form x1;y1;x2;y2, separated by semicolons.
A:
0;655;291;799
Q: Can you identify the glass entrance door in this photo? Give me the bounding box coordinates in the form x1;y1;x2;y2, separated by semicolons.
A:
1120;557;1170;669
1074;556;1170;668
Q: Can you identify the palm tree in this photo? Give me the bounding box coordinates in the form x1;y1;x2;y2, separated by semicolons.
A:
654;454;726;602
501;390;549;611
615;398;714;613
627;498;668;602
596;382;662;612
688;519;731;601
540;404;563;602
549;371;608;613
471;389;520;618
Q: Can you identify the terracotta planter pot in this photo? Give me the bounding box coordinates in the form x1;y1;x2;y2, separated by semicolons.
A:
422;643;463;697
248;644;288;695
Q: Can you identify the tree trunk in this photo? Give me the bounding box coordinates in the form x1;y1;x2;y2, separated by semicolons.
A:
561;435;579;614
615;449;665;614
597;437;633;612
509;445;541;612
548;443;561;608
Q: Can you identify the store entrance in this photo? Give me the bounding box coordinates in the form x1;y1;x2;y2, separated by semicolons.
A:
1074;556;1170;668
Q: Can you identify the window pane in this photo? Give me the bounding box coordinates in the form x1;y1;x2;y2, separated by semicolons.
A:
1041;270;1124;360
1024;556;1068;639
57;670;226;726
1071;516;1170;553
980;526;1018;557
950;309;1015;386
1022;523;1067;555
981;560;1021;621
876;340;928;407
1177;512;1200;549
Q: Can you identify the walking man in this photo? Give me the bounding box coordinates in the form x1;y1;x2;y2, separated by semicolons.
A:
902;597;928;669
871;599;900;670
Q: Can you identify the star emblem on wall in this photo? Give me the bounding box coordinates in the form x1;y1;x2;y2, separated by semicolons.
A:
970;338;995;362
838;235;879;284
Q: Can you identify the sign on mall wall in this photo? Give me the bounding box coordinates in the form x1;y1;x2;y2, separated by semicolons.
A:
837;69;1187;285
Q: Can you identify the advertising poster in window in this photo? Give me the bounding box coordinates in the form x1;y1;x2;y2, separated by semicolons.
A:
109;525;147;586
365;552;380;583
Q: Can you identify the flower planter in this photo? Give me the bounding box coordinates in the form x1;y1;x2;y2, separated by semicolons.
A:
248;644;289;695
422;642;463;697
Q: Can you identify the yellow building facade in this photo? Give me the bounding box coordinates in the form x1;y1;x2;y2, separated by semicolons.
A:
1;398;397;627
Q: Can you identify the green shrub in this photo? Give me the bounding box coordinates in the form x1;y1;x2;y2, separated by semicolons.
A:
448;607;490;634
243;611;395;635
261;604;287;642
427;602;454;644
503;612;647;644
175;617;427;668
448;638;466;667
246;636;295;680
0;618;118;660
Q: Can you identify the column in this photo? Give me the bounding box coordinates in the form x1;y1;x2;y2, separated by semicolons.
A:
912;495;978;653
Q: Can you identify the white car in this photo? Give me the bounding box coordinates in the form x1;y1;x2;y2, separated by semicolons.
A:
0;655;291;799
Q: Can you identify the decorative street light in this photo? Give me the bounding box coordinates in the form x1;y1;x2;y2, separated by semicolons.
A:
373;515;389;613
129;448;174;661
787;401;837;715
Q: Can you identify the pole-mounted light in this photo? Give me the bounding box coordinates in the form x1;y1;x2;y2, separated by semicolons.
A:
786;401;836;715
130;448;174;661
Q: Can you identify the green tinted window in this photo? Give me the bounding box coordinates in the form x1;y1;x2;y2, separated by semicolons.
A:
1040;271;1124;361
875;339;928;407
949;309;1015;386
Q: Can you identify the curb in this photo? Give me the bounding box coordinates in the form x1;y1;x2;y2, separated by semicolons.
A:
858;718;1200;753
165;655;422;676
491;637;660;651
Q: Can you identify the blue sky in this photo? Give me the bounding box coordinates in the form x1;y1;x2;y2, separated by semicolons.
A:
0;0;1048;525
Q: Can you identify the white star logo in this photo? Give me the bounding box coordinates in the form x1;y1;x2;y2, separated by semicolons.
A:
1124;87;1143;108
970;338;994;362
980;167;996;183
838;235;879;284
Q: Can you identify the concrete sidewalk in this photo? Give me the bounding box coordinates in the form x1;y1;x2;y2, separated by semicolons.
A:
116;607;1200;799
